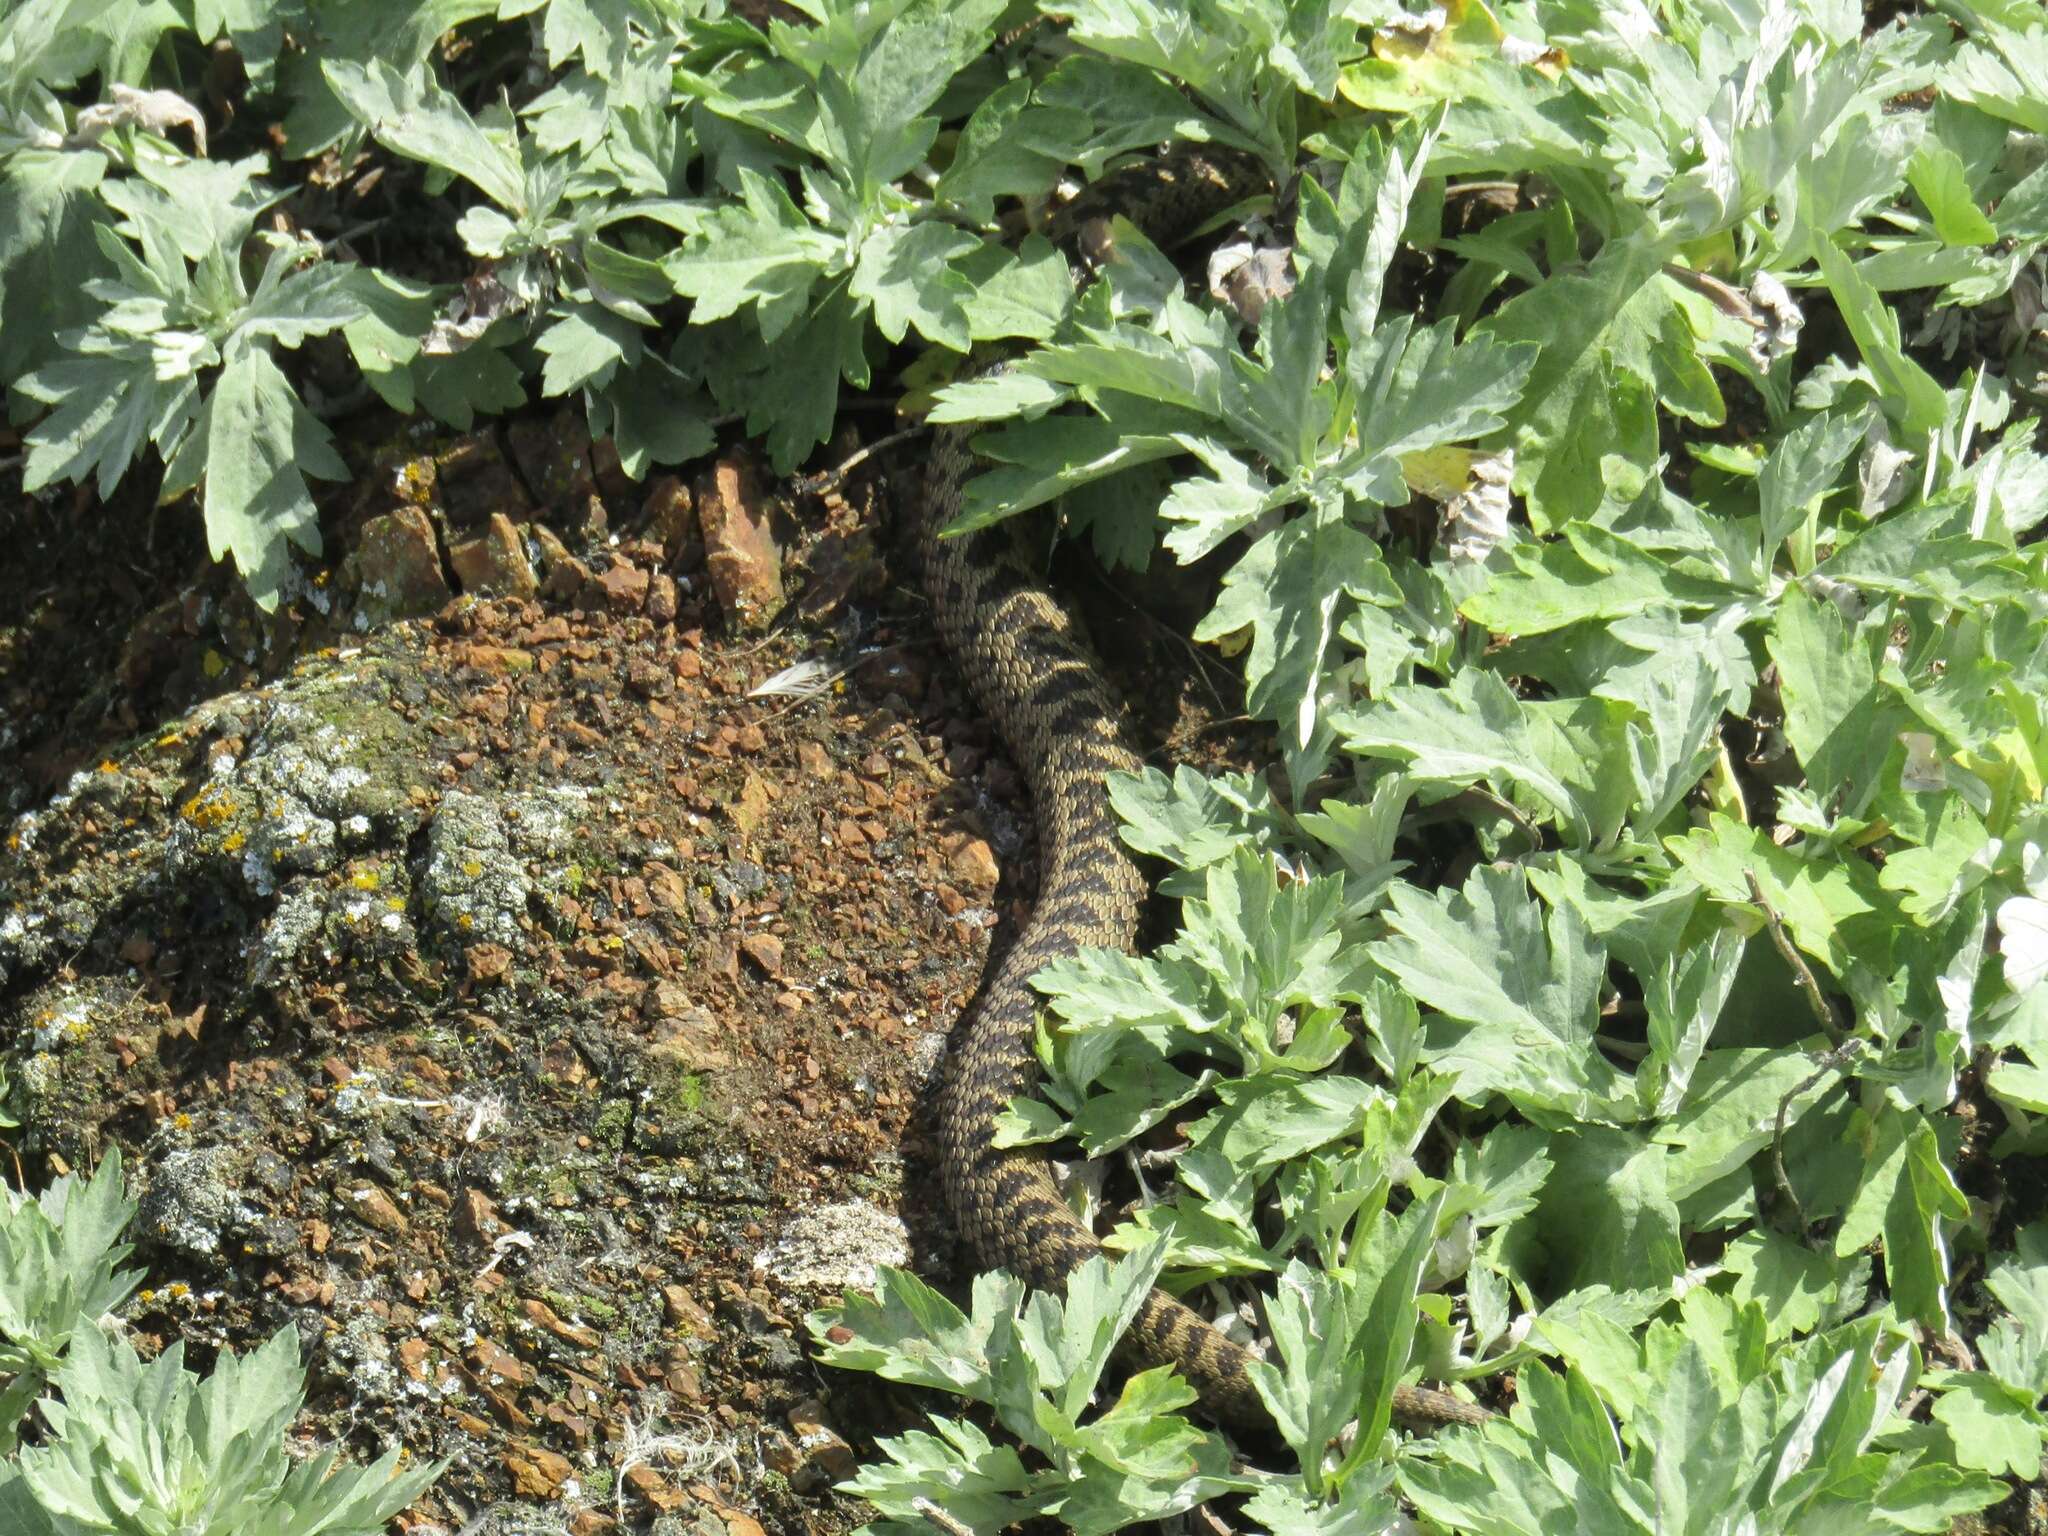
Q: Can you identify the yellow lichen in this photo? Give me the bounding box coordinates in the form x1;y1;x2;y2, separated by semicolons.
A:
181;789;238;829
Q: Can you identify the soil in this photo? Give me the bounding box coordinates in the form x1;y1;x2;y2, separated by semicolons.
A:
0;404;1239;1536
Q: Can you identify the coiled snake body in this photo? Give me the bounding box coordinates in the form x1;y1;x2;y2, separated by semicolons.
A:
919;153;1486;1432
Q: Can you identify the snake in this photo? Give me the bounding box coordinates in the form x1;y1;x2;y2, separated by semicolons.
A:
918;149;1490;1433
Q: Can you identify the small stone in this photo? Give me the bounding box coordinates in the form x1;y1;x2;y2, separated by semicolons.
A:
785;1401;858;1491
697;456;785;631
470;1335;533;1386
740;933;783;977
397;1338;431;1380
946;836;1000;893
648;572;679;624
436;433;531;524
531;524;593;601
465;943;513;985
727;773;774;835
448;512;539;598
503;1443;573;1499
797;740;833;778
597;559;650;612
627;656;672;698
457;1187;506;1243
625;1464;686;1513
523;1296;601;1350
662;1283;716;1335
353;505;451;622
649;1010;732;1072
347;1184;409;1237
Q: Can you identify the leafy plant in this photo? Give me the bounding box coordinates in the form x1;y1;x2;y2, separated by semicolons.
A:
4;0;2048;1532
0;1150;441;1532
3;1325;439;1536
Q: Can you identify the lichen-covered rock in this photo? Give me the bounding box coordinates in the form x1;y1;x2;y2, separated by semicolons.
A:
418;788;587;948
167;660;437;899
135;1143;252;1257
6;977;158;1164
351;505;451;624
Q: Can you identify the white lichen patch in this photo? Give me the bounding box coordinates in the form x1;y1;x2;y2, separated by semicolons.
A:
420;788;587;947
752;1199;909;1291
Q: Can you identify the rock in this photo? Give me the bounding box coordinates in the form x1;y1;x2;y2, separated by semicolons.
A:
696;457;784;631
739;933;783;977
464;942;513;985
507;407;597;511
626;1464;687;1514
752;1199;909;1289
785;1401;857;1491
457;1187;507;1243
946;835;1000;893
135;1145;244;1256
649;1008;732;1072
345;1183;409;1237
727;774;774;836
448;513;539;598
645;475;701;571
502;1442;573;1499
662;1283;716;1335
598;559;651;612
531;524;593;602
522;1296;601;1350
627;656;672;697
353;506;450;622
648;572;679;624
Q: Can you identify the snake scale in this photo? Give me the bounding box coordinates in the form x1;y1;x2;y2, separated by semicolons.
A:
918;150;1489;1433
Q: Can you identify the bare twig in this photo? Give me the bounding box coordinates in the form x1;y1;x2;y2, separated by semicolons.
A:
913;1497;977;1536
1744;871;1846;1046
1444;179;1523;200
1662;262;1757;324
1771;1039;1861;1241
796;425;930;496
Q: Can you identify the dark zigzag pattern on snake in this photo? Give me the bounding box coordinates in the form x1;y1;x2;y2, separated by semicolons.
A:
919;150;1489;1433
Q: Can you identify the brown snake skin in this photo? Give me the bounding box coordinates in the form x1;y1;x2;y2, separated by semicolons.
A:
919;151;1489;1433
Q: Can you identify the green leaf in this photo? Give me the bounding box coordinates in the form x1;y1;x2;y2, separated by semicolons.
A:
186;348;346;611
1195;516;1400;751
1758;409;1866;551
16;337;198;498
1346;316;1536;465
808;1266;1012;1403
664;165;838;335
850;219;980;350
1836;1108;1968;1328
1721;1229;1844;1340
1535;1128;1684;1292
535;301;642;396
840;1417;1039;1533
1930;1373;2045;1478
321;57;525;213
1371;865;1630;1122
1767;583;1907;817
1907;139;1998;247
1335;669;1586;837
1811;232;1950;436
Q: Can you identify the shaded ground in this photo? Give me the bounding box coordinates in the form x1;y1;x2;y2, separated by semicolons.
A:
0;403;1238;1535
